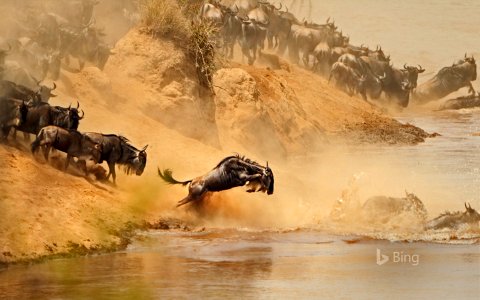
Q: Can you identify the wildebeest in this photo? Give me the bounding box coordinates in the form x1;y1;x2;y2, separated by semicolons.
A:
426;203;480;230
13;101;84;140
440;92;480;110
0;80;57;105
198;1;224;26
359;58;424;107
288;19;337;67
82;133;148;185
0;99;28;140
158;155;274;207
222;6;242;58
336;54;385;100
239;17;267;65
328;61;364;97
413;54;477;104
31;125;102;174
59;23;114;71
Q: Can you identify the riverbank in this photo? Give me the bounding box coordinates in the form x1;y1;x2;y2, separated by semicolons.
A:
0;27;437;265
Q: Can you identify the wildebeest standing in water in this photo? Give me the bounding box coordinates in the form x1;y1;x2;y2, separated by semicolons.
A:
81;133;148;185
31;126;102;175
413;54;477;104
158;155;274;207
426;203;480;230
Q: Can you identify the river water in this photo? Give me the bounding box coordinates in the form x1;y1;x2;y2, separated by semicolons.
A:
1;1;480;299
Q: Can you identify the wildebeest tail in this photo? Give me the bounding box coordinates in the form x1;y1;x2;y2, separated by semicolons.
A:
158;168;192;186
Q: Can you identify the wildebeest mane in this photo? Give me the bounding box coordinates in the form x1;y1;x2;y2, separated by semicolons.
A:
214;154;263;169
117;135;143;175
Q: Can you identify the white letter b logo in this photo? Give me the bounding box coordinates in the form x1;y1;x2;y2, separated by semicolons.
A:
376;249;389;266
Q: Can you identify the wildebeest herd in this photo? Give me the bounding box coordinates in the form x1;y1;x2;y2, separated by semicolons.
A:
200;0;477;107
0;0;479;230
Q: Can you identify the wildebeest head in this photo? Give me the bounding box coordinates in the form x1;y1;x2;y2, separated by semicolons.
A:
123;143;148;176
38;82;57;103
464;54;477;81
402;64;425;89
135;145;148;175
463;202;480;224
67;101;84;130
54;101;84;130
262;161;274;195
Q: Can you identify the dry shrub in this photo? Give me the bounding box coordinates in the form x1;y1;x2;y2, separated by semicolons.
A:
140;0;218;91
140;0;189;40
187;21;218;91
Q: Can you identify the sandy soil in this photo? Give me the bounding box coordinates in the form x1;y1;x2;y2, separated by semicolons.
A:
0;28;435;264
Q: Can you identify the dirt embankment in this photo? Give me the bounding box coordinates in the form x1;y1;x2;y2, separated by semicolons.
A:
0;28;434;264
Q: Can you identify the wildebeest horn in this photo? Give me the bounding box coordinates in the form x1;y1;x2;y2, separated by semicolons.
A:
141;145;148;151
266;161;269;168
275;3;282;10
68;103;71;110
326;17;330;23
465;53;467;59
403;63;408;70
417;64;425;72
76;101;80;109
52;82;57;90
79;109;85;119
285;6;289;13
465;202;468;209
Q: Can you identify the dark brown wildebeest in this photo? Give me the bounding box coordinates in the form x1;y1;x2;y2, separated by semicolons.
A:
288;19;337;67
0;99;28;140
221;5;243;59
328;61;366;98
413;54;477;104
239;17;268;65
31;126;102;174
158;155;274;207
426;203;480;230
0;80;57;105
82;133;148;185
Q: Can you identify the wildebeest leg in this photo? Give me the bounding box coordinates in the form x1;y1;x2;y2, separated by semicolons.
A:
176;195;195;207
65;154;71;171
108;162;117;186
78;160;88;176
177;182;205;207
467;81;476;95
43;144;51;161
267;32;274;49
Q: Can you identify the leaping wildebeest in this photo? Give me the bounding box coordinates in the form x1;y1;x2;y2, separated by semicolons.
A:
158;155;275;207
413;54;477;104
